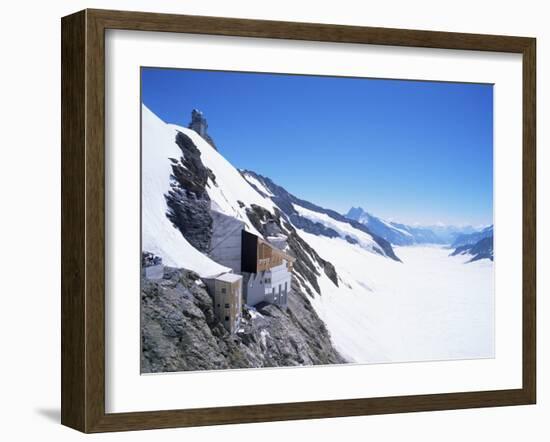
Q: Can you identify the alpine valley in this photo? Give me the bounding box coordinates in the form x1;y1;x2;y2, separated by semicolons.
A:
141;105;495;373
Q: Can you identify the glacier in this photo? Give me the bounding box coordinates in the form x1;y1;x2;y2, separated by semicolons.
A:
303;234;494;363
142;104;495;367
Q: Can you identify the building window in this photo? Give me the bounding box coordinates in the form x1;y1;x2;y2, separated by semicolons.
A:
217;304;220;308
225;316;229;322
225;303;230;308
221;287;226;294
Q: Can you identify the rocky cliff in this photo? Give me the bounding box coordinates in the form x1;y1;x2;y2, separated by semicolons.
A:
141;267;346;373
165;131;214;253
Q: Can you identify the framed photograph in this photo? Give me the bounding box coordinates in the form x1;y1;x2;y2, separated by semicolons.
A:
61;9;536;433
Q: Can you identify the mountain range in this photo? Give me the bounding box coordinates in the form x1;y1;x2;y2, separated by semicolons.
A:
141;105;495;371
449;226;494;262
345;206;485;246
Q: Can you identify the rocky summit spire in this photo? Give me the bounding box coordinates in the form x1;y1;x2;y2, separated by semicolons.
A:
188;109;217;150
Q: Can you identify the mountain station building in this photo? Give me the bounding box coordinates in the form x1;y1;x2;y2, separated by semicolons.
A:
208;210;295;310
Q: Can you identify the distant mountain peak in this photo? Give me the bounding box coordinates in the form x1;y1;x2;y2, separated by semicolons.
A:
344;206;490;247
346;207;368;220
242;171;400;262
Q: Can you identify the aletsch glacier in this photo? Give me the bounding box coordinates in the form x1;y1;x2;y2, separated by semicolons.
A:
141;105;494;371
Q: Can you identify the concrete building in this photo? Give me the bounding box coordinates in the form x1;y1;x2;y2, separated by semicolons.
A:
187;109;218;150
242;263;291;308
141;252;164;280
209;210;246;271
142;264;163;280
208;210;295;310
188;109;208;138
203;273;243;334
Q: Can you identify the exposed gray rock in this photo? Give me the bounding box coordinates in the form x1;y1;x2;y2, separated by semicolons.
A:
242;170;400;261
142;251;162;267
141;268;346;372
165;131;213;253
289;213;340;238
246;204;339;295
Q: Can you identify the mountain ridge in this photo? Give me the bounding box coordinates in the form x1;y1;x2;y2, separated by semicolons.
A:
450;235;494;262
346;206;487;246
242;171;401;262
141;105;494;371
451;225;494;248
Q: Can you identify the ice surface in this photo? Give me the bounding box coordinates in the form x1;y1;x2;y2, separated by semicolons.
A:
300;231;495;364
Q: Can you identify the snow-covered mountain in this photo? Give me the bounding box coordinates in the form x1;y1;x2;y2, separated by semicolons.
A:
141;105;495;369
241;172;400;261
346;206;484;246
142;105;395;293
451;225;493;248
450;236;494;262
425;224;479;244
142;106;230;277
346;207;416;245
142;105;357;370
450;226;494;262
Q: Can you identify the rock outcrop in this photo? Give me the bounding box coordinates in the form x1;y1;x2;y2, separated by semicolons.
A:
246;204;339;296
141;267;346;373
165;131;213;253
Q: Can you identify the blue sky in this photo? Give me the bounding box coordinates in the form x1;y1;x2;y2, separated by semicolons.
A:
142;67;493;226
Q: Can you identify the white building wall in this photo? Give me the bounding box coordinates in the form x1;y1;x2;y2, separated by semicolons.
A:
143;264;164;280
243;261;291;309
243;272;266;307
265;262;291;308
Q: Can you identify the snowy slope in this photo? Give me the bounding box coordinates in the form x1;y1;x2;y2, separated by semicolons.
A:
166;124;275;236
240;172;275;198
142;106;229;277
302;232;495;363
293;204;384;255
241;170;399;260
143;105;494;366
346;207;415;245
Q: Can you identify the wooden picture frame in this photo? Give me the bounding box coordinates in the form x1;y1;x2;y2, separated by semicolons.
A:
61;8;536;433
